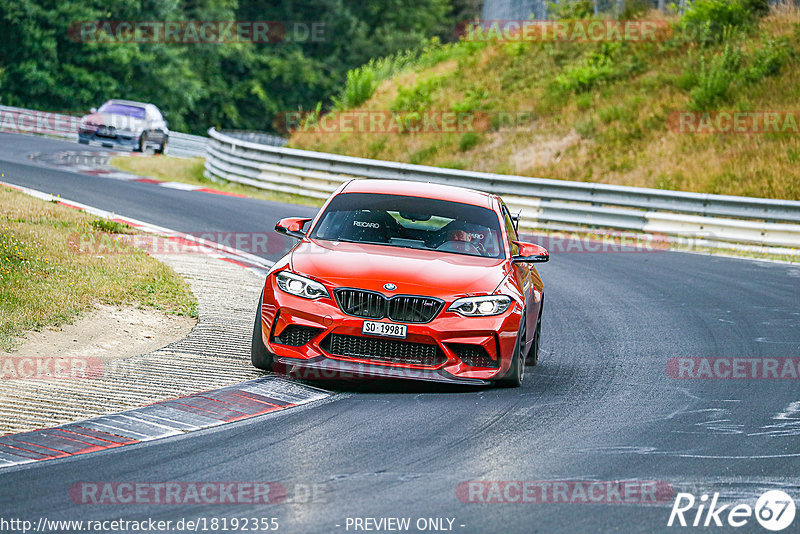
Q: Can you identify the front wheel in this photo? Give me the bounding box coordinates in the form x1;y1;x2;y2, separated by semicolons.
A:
526;316;541;366
497;316;525;388
251;291;275;371
135;132;148;153
155;136;168;155
526;295;544;366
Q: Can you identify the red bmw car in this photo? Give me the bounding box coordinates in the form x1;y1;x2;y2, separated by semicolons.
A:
252;179;548;387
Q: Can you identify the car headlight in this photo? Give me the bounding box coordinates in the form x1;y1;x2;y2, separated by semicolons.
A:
275;271;329;299
448;295;511;317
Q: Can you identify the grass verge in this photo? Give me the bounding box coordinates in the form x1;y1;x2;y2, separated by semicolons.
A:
0;186;197;351
110;155;323;207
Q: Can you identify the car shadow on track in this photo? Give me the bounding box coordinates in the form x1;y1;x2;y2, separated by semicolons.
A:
266;363;560;395
305;380;486;395
268;369;488;394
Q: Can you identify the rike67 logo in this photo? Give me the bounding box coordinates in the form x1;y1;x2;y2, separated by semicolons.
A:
668;490;796;531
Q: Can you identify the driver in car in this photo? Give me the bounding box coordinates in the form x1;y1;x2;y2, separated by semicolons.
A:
446;228;482;254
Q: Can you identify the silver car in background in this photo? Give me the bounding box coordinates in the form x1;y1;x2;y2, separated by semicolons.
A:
78;99;169;153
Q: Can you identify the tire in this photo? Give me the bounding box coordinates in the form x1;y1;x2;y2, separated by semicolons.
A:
155;137;168;155
497;314;525;388
251;291;275;371
525;294;544;366
525;317;541;366
526;296;543;366
78;139;89;145
135;132;148;153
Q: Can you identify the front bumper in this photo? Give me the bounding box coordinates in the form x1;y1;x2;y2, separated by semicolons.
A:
78;130;139;148
275;356;492;385
260;280;522;384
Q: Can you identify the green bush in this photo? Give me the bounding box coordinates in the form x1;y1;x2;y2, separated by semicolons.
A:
333;66;377;110
409;144;439;164
618;0;654;19
90;219;133;234
458;132;481;152
555;43;621;93
741;0;770;18
391;77;443;113
745;39;791;82
679;0;756;45
331;37;488;113
683;38;790;110
547;0;595;20
503;41;530;58
451;88;488;113
688;44;742;110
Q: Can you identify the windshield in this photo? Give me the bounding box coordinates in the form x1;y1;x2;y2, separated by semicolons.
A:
98;103;146;119
310;192;504;258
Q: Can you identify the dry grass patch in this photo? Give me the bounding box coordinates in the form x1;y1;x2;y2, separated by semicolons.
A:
0;186;197;350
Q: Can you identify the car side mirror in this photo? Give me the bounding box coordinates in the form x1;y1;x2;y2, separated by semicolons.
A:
90;108;97;114
511;241;549;263
275;217;312;240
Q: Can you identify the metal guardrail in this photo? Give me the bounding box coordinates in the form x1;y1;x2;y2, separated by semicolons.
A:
205;128;800;250
168;132;208;158
222;130;288;147
0;105;207;158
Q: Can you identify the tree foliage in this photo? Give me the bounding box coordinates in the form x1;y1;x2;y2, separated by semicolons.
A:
0;0;475;134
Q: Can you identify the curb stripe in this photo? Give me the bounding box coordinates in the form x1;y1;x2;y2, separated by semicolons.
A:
0;377;329;469
196;187;248;198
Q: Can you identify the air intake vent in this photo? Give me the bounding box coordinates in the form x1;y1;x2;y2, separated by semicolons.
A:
322;334;446;367
448;343;499;369
273;325;323;347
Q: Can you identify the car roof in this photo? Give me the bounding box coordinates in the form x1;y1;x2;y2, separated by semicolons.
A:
340;179;495;208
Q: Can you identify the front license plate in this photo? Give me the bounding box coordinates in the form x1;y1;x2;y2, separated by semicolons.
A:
362;321;407;339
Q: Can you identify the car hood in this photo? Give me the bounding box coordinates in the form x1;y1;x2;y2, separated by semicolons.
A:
82;112;145;131
289;239;507;298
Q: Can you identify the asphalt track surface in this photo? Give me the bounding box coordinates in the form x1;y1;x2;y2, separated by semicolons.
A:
1;133;799;533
